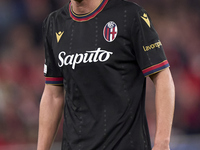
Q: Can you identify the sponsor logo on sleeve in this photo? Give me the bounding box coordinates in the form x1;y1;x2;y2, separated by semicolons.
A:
143;40;162;51
44;64;47;74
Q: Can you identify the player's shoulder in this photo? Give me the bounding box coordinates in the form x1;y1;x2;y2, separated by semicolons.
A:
121;0;141;8
43;3;69;25
118;0;151;22
112;0;146;18
119;0;144;12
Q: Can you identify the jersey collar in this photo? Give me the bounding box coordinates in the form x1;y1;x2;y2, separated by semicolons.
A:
69;0;109;22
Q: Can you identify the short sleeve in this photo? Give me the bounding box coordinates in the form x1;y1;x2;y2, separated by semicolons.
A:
43;16;63;85
131;8;169;77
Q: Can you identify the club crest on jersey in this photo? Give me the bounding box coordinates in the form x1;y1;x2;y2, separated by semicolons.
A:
103;21;118;42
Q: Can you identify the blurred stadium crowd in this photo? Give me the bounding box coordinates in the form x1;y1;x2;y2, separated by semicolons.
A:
0;0;200;148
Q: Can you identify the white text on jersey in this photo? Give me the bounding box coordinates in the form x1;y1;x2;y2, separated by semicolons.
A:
58;48;113;69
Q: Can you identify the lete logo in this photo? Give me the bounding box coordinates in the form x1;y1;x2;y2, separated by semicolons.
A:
103;21;118;42
58;48;113;69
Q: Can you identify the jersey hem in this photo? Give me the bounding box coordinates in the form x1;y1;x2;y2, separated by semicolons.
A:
145;66;170;77
142;60;170;77
45;83;63;86
45;77;64;85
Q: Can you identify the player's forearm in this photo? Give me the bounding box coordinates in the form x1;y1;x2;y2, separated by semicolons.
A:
37;85;64;150
150;68;175;148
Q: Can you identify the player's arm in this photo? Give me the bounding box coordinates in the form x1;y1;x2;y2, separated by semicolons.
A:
37;84;64;150
149;68;175;150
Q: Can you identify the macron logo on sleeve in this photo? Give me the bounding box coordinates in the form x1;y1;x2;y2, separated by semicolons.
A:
56;31;64;43
141;13;151;28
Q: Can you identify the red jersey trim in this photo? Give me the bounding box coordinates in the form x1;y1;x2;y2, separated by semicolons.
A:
69;0;108;22
142;60;170;77
45;77;63;85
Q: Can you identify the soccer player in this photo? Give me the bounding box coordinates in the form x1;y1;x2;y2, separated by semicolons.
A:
37;0;175;150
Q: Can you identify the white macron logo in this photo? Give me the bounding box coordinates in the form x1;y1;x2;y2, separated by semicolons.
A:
58;48;113;69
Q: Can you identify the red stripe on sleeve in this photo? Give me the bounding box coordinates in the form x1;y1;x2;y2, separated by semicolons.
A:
45;77;63;82
142;60;169;74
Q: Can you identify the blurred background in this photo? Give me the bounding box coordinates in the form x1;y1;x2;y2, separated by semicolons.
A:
0;0;200;150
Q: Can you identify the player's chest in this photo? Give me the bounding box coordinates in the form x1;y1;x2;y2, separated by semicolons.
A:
52;16;132;52
51;17;134;70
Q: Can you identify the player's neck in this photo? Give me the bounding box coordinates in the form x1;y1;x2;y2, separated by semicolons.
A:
71;0;102;15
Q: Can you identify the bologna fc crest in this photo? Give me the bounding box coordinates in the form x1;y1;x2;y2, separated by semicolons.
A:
103;21;118;42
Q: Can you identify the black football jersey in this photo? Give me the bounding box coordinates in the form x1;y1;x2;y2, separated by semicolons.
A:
43;0;169;149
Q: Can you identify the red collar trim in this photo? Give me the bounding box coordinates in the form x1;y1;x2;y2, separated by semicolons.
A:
69;0;108;22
